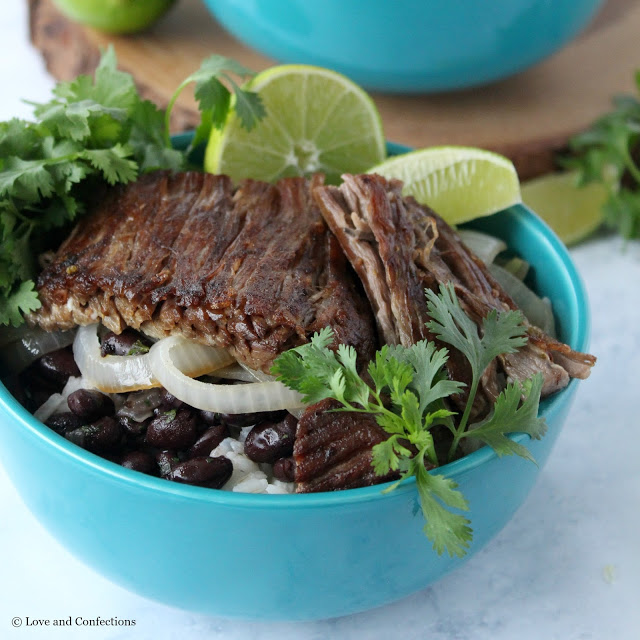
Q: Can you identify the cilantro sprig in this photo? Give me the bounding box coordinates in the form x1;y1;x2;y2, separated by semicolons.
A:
163;55;265;155
424;284;529;459
272;283;547;557
0;48;265;327
562;70;640;240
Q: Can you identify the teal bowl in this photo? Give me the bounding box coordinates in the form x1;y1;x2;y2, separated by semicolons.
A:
0;141;590;620
203;0;604;92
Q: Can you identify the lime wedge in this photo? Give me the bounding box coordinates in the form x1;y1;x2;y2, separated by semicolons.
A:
205;65;386;184
369;146;521;225
521;171;606;245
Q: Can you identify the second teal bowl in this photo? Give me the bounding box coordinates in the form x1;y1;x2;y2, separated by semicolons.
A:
203;0;604;92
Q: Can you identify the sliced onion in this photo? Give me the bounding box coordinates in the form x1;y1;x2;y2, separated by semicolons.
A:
117;388;164;422
0;324;33;348
163;334;234;377
488;263;557;337
238;362;307;418
73;324;156;392
211;363;260;382
148;335;305;414
457;229;507;265
0;327;76;374
500;256;530;281
73;325;234;394
238;361;275;383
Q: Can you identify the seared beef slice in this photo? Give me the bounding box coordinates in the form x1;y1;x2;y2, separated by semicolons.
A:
32;171;377;373
294;399;401;492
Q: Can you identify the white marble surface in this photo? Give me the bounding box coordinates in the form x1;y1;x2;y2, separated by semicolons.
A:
1;3;639;639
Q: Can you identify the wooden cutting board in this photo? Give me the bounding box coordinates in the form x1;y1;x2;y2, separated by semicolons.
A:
28;0;640;179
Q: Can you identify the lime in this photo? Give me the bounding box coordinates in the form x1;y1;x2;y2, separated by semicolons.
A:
369;146;521;225
52;0;176;34
521;171;606;245
204;65;386;184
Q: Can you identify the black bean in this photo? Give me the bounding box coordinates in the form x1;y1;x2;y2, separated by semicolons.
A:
100;329;151;357
218;412;256;428
19;369;61;409
118;415;149;439
45;411;85;435
272;456;296;483
120;450;156;474
155;449;180;478
158;388;184;411
188;424;229;458
244;414;297;464
170;456;233;489
146;408;199;449
67;389;115;421
219;409;288;429
36;348;80;387
65;416;122;453
199;410;222;426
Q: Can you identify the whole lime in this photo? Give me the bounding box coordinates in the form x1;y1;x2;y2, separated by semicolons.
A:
52;0;177;34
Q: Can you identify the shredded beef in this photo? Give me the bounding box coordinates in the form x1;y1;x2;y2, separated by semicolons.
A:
313;173;596;403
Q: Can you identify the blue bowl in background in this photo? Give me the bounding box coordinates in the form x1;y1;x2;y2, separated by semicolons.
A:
203;0;604;92
0;140;591;620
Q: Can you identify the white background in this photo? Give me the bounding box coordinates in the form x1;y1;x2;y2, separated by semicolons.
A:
1;2;639;639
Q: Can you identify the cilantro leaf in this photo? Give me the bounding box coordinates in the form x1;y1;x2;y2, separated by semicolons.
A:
194;77;231;130
226;76;266;131
163;54;265;150
0;280;41;327
414;463;472;558
386;341;462;414
0;119;45;158
462;374;547;462
602;186;640;240
562;69;640;240
371;435;411;474
81;145;138;185
128;99;185;172
126;340;150;356
425;282;527;381
0;157;55;201
50;46;138;112
271;327;346;405
34;98;128;142
425;282;528;458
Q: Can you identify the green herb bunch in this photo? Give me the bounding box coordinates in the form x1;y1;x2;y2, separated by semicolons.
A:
563;70;640;240
0;48;264;327
273;283;547;557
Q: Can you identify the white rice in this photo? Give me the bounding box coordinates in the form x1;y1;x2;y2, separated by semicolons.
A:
210;430;295;494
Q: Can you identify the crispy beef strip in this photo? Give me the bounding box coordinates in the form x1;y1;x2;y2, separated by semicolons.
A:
31;171;377;373
314;173;596;400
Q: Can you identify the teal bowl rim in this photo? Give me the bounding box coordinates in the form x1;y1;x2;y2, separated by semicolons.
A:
0;140;591;509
